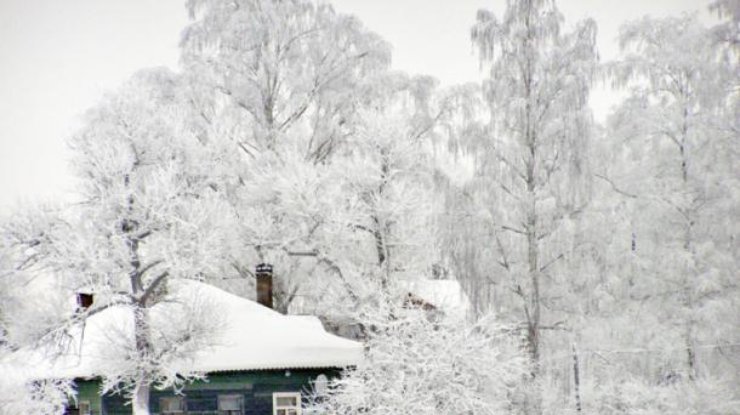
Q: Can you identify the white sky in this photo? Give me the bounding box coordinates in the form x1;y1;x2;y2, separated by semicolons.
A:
0;0;711;213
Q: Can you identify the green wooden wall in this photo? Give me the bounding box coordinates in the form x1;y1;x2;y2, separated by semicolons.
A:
75;380;102;414
74;368;339;415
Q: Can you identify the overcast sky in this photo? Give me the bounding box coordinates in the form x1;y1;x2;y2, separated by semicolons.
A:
0;0;711;213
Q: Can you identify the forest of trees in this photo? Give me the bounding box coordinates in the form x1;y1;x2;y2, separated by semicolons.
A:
1;0;737;414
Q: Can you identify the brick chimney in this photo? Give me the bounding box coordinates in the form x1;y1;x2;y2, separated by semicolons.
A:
77;292;94;310
255;263;273;309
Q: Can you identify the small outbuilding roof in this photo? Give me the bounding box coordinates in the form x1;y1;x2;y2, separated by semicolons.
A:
402;279;471;319
3;280;363;379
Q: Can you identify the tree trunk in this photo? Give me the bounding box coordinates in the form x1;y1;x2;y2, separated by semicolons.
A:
572;343;582;413
523;5;543;414
686;325;697;380
679;108;696;381
523;0;541;378
132;382;151;415
132;306;153;414
374;153;391;291
123;160;154;415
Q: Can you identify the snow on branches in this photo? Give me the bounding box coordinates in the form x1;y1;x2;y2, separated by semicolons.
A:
310;301;528;415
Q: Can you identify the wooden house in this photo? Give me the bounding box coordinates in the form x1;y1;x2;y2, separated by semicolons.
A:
6;270;362;415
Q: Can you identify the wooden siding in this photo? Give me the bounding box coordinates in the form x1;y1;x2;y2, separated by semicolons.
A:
75;369;339;415
75;379;103;414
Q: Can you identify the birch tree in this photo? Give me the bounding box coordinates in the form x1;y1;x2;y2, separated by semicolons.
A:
464;0;598;383
605;14;739;382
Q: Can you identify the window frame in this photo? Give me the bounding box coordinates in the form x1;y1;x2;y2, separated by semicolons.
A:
159;396;186;414
272;392;302;415
217;393;244;415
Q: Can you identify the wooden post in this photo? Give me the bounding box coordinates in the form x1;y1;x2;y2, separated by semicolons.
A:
572;343;582;413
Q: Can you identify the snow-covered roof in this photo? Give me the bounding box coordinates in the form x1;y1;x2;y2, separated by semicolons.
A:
401;279;471;319
2;280;363;379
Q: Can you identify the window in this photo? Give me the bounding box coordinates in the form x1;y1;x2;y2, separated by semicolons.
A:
273;392;301;415
160;396;185;414
218;394;244;415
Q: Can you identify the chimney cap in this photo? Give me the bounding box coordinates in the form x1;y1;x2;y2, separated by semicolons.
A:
256;263;273;274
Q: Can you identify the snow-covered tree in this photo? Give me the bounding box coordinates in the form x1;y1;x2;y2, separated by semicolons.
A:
255;73;455;324
310;298;528;415
181;0;390;158
338;75;444;284
0;375;73;415
0;208;76;415
453;0;598;385
0;206;70;349
10;69;234;415
177;0;392;312
709;0;740;47
605;13;739;382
